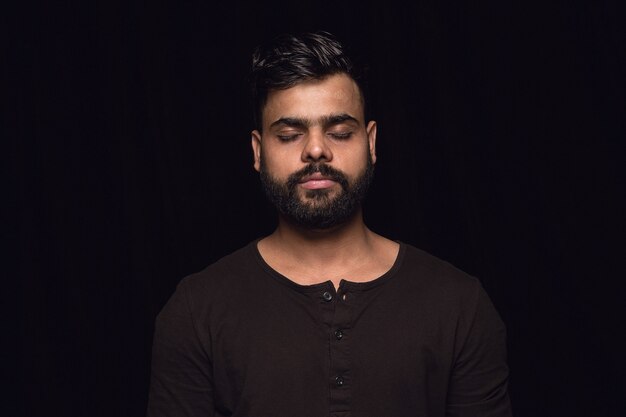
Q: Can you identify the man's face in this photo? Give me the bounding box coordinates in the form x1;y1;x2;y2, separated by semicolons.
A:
251;73;377;229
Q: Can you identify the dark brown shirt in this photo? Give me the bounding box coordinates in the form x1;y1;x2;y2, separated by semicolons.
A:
147;240;512;417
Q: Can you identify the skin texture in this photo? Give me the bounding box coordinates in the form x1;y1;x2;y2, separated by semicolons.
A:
251;73;399;289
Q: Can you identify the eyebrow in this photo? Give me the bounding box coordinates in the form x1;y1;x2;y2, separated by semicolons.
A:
269;113;360;130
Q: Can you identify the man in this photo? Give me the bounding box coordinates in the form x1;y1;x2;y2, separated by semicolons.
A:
147;31;512;417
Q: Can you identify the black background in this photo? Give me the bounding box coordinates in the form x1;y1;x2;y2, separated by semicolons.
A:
10;1;624;416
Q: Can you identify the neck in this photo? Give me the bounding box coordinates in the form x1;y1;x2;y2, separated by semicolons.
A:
266;208;373;268
257;208;400;289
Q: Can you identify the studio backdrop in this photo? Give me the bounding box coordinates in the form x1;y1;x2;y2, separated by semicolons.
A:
13;1;624;416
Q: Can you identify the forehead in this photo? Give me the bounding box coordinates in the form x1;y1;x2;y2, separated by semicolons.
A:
262;73;364;127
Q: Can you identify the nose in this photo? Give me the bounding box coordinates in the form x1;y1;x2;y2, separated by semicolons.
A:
301;129;333;163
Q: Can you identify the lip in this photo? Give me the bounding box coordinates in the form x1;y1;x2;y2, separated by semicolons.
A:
299;173;332;182
299;173;336;190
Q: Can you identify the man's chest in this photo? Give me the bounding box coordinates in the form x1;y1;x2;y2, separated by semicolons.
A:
206;287;454;414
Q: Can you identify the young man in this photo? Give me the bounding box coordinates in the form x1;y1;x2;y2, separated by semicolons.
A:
147;32;512;417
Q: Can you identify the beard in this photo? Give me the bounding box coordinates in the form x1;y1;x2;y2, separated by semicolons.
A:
259;156;375;230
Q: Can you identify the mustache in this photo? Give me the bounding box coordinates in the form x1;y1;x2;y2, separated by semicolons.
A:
286;164;350;190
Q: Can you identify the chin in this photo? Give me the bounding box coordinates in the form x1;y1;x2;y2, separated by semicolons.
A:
301;187;335;200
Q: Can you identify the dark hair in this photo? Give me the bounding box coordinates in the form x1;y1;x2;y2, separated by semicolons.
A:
250;31;368;130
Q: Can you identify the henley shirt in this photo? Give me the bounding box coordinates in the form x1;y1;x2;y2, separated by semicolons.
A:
147;240;512;417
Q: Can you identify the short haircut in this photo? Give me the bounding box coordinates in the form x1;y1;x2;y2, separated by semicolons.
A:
250;31;368;130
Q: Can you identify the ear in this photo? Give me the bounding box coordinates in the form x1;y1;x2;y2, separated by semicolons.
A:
251;130;262;172
366;121;377;164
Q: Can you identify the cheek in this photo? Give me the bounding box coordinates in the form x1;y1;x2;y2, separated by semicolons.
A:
260;148;298;178
338;144;370;172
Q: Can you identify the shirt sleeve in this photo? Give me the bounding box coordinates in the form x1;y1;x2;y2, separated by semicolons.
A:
445;283;513;417
147;278;215;417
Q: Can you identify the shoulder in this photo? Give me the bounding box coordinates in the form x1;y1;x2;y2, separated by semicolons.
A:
394;242;504;336
400;243;480;287
394;242;486;311
176;240;263;304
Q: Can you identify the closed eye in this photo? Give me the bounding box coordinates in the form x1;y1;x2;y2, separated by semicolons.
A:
329;131;353;140
277;134;302;142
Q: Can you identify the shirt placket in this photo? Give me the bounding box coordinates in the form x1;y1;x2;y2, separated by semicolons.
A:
318;283;353;417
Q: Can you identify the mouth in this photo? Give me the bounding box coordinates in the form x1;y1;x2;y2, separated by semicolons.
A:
298;173;337;190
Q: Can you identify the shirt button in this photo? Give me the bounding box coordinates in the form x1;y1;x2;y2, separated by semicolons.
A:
334;329;343;340
335;376;344;386
322;291;333;302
